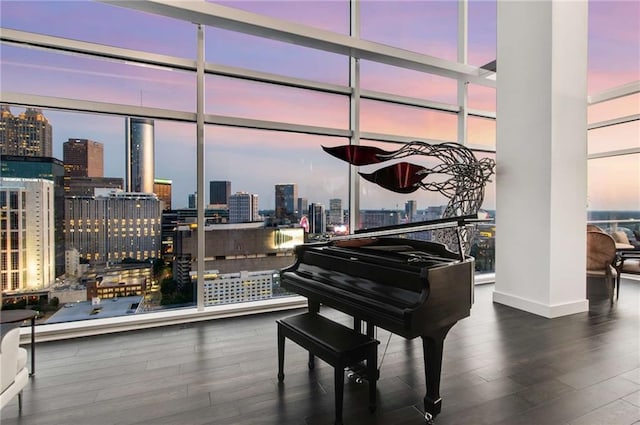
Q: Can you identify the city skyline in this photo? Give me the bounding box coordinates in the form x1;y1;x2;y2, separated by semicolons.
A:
1;1;638;211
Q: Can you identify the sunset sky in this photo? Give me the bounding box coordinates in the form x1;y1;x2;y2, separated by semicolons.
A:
1;0;638;211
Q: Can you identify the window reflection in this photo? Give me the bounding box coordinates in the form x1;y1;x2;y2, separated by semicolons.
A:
2;45;196;111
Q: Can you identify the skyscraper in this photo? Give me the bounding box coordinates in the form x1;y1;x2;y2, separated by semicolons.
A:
0;105;52;157
0;178;55;292
154;178;172;210
1;155;66;276
229;192;259;223
125;117;155;193
210;181;231;205
405;200;417;222
63;138;104;178
188;193;197;209
328;198;343;225
275;183;298;222
308;203;325;234
297;198;308;220
65;190;161;264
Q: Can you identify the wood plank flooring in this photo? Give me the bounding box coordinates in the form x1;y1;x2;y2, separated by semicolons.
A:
1;279;639;425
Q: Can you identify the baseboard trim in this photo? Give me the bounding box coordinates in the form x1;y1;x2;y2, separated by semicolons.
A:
492;290;588;318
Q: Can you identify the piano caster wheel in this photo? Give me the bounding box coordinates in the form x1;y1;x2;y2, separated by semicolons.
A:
424;412;434;424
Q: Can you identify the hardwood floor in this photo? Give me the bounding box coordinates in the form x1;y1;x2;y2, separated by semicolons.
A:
1;279;639;425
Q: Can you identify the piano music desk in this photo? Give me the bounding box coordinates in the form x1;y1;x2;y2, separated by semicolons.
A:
277;312;379;425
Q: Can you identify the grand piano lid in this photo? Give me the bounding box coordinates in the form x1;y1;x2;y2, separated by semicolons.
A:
330;213;489;262
331;213;485;241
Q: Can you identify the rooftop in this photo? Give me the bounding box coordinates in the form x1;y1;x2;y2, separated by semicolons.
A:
45;296;143;324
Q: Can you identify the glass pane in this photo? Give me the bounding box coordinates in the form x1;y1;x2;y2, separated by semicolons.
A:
588;1;640;94
206;127;348;216
361;61;457;104
211;0;350;34
1;106;197;320
360;0;457;61
2;45;195;112
206;28;348;85
0;1;196;58
206;76;348;128
468;83;496;111
195;127;349;306
588;121;640;155
588;154;640;211
361;100;457;140
468;0;497;67
588;93;640;125
468;116;496;148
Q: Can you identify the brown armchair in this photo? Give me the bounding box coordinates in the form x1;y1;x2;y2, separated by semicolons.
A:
586;230;618;303
586;224;604;232
615;252;640;299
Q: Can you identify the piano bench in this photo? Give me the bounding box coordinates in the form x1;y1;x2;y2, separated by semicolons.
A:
277;312;379;425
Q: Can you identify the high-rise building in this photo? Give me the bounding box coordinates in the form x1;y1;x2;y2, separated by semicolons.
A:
297;197;308;221
196;269;275;306
229;192;259;223
405;200;417;222
67;177;123;196
0;178;55;292
1;155;65;276
125;117;155;193
424;205;446;220
308;203;325;234
360;209;402;229
328;198;343;225
65;190;161;264
275;183;298;222
210;181;231;205
0;106;52;157
188;193;197;209
154;178;172;210
63;138;104;178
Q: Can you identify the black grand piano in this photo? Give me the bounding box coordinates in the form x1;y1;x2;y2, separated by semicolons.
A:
280;215;477;422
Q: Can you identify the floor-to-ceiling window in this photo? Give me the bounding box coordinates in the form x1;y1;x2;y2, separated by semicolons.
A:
586;1;639;235
1;0;637;333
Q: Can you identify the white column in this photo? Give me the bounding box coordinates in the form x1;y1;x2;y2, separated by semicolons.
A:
494;0;589;318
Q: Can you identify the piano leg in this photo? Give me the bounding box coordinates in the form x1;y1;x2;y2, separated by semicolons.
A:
308;299;320;314
421;325;453;422
277;325;285;382
346;321;378;383
307;300;319;369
